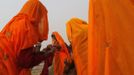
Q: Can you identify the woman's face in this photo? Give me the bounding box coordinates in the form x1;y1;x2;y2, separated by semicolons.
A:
52;38;59;47
51;35;61;50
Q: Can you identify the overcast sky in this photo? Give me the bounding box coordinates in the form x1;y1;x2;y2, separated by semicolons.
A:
0;0;88;47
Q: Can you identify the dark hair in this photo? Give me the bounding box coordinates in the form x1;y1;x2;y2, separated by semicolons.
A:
51;34;57;40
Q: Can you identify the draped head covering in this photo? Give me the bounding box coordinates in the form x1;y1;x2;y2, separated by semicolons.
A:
52;32;71;75
1;0;48;75
66;18;88;75
88;0;134;75
19;0;48;40
66;18;87;43
2;0;48;56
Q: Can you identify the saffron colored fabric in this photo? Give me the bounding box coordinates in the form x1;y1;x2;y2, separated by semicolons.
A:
66;18;88;75
88;0;134;75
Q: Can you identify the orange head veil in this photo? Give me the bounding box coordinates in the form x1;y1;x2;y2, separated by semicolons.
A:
52;32;71;75
66;18;88;43
19;0;49;40
52;32;70;60
66;18;88;75
1;0;49;75
1;0;49;54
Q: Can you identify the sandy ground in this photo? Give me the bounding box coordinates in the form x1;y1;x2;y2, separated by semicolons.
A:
31;63;44;75
31;61;76;75
32;63;54;75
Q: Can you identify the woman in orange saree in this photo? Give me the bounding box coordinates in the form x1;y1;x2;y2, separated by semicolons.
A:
1;0;49;75
52;32;71;75
66;18;88;75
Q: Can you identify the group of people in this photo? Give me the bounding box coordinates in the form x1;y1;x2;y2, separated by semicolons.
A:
0;0;88;75
1;0;134;75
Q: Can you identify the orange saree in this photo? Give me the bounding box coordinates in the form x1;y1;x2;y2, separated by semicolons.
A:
0;33;17;75
66;18;88;75
1;0;48;75
88;0;134;75
52;32;71;75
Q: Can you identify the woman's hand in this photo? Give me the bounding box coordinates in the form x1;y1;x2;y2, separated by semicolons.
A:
34;42;41;52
